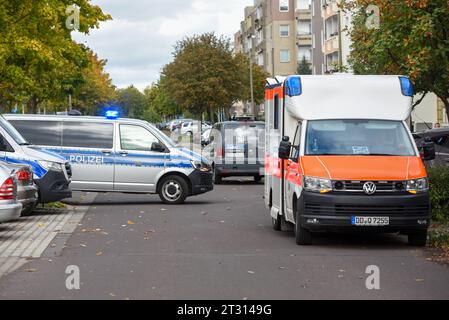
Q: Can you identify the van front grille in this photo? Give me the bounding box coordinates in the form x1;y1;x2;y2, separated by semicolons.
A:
332;181;406;193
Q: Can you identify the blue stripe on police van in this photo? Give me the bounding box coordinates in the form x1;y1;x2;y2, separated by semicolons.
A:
54;148;192;161
5;157;47;179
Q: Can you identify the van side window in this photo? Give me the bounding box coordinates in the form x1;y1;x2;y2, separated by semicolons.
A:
290;123;302;162
11;120;62;146
274;94;280;130
63;122;113;149
0;134;14;153
120;125;159;152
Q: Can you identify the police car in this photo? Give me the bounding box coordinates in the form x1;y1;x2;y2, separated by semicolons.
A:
5;112;214;204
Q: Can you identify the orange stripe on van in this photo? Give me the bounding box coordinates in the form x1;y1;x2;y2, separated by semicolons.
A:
301;156;427;181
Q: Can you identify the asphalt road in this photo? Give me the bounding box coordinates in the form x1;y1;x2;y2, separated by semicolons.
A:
0;179;448;300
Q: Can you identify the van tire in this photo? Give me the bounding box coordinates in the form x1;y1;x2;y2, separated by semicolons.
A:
294;200;312;245
408;231;428;247
213;168;222;185
254;175;262;183
21;204;36;217
158;175;189;205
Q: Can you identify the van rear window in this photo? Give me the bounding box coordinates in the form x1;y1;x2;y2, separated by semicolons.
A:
62;122;113;149
10;120;62;146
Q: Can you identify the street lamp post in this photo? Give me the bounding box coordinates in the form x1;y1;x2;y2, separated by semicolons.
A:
248;34;256;119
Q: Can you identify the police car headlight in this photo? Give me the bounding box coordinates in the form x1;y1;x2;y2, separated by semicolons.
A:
191;160;212;172
37;161;63;172
406;178;428;194
304;176;332;194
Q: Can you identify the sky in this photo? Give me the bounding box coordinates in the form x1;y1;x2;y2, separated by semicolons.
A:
73;0;254;91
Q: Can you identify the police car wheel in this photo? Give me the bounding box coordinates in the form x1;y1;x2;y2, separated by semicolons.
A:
159;176;188;204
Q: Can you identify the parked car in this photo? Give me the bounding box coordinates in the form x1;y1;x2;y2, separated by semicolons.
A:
180;121;212;136
1;162;38;216
6;114;213;205
413;128;449;167
0;115;72;203
204;121;265;184
201;128;212;146
0;163;22;223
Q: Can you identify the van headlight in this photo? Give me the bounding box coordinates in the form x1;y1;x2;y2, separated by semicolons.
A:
37;161;63;172
406;178;428;194
304;176;333;194
191;160;212;172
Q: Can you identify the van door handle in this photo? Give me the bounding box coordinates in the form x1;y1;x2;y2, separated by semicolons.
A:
101;150;111;155
119;151;128;156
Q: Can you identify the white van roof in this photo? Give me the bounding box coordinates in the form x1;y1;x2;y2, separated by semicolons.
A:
283;75;413;121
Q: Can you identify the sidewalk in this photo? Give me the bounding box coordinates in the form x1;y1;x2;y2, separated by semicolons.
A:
0;192;96;279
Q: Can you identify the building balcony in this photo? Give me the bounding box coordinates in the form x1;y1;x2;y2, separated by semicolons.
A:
323;37;339;54
297;33;312;46
295;9;312;20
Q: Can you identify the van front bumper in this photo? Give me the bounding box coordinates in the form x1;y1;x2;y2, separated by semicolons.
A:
35;170;72;203
298;192;430;232
188;171;214;196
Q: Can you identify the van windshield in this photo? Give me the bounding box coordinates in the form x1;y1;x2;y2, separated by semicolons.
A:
305;120;416;156
0;115;29;145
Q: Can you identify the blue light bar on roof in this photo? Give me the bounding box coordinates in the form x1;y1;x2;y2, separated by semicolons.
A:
105;110;119;119
399;76;413;97
285;76;302;97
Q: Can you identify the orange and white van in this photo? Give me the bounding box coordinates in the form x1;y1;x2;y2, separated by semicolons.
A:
265;75;436;246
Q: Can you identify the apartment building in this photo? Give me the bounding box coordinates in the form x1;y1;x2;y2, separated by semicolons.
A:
235;0;313;76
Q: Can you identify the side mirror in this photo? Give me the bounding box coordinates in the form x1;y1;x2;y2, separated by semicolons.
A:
278;136;292;160
151;142;166;153
421;138;436;161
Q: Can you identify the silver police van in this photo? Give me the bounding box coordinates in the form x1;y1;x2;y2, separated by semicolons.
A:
5;113;214;204
0;115;72;203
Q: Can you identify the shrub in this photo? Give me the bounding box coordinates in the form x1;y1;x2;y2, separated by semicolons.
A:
428;167;449;223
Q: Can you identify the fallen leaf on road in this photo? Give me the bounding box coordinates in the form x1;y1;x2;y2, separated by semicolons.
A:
109;293;116;297
416;279;425;282
161;208;167;211
127;220;135;225
248;271;255;274
80;243;87;247
25;268;38;273
37;223;46;228
201;211;208;215
96;251;103;256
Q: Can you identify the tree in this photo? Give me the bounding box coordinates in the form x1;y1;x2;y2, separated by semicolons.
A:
342;0;449;115
0;0;111;112
115;86;146;118
72;51;116;115
144;76;181;120
235;53;270;105
163;33;245;122
297;56;312;75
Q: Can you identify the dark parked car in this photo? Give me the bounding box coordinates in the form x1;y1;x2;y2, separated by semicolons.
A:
204;121;265;184
413;128;449;167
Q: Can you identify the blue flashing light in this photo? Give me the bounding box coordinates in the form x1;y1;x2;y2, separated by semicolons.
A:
285;76;302;97
399;76;413;97
105;110;119;119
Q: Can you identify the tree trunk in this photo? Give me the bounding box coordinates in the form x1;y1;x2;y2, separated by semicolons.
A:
436;93;449;124
209;107;214;123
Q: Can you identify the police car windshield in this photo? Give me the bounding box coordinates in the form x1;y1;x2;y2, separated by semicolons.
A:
148;123;176;147
305;120;416;156
0;115;29;145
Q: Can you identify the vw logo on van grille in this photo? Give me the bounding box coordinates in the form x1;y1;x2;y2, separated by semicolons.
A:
363;182;377;195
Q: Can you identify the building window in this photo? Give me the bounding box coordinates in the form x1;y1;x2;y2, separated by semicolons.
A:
298;46;311;61
279;0;289;12
296;0;311;10
280;25;290;37
280;49;291;63
297;20;311;35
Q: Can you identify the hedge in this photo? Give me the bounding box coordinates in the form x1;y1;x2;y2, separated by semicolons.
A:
428;166;449;223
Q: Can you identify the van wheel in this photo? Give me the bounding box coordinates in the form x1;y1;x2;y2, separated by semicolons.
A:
21;204;36;217
213;168;222;185
254;175;262;183
408;231;428;247
294;201;312;245
158;175;189;205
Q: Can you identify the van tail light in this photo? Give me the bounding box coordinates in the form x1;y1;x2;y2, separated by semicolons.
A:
216;148;224;157
0;177;15;200
16;170;32;184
